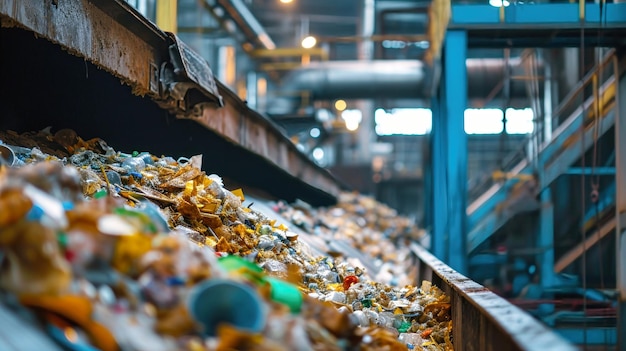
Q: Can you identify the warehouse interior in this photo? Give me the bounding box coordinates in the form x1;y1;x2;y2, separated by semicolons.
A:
1;0;626;350
161;0;625;346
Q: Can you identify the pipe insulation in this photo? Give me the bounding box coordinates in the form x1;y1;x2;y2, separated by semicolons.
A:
267;58;543;114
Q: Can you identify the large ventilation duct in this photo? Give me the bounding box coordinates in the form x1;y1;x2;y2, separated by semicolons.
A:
267;60;425;115
267;58;543;115
467;58;542;99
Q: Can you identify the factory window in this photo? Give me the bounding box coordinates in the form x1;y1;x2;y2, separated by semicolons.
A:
464;109;504;134
373;108;533;135
375;108;432;136
505;108;534;134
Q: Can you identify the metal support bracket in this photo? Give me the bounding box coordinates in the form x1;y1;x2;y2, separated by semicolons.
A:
158;33;224;118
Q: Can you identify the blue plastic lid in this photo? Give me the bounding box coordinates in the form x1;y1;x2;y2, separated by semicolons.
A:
188;279;266;337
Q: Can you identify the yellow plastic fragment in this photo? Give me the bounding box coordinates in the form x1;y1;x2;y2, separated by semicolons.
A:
326;283;343;291
140;171;155;179
199;202;219;213
111;233;153;276
233;224;248;237
276;224;289;232
184;181;195;196
187;339;205;351
205;237;218;248
393;308;403;315
231;188;245;201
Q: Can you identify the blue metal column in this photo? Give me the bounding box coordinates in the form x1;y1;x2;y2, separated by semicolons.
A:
444;30;468;273
539;188;555;289
431;95;448;261
616;60;626;351
537;187;555;315
422;126;434;242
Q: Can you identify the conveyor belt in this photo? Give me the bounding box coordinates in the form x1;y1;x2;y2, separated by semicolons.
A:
246;196;380;275
246;195;329;257
0;0;341;207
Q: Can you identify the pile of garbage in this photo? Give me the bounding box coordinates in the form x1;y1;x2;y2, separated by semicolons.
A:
272;193;425;288
0;129;453;351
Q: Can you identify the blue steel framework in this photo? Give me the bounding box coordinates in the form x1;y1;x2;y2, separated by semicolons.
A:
450;3;626;48
451;3;626;28
430;2;626;348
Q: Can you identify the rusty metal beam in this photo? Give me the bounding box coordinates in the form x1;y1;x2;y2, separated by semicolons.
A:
0;0;342;205
0;0;167;98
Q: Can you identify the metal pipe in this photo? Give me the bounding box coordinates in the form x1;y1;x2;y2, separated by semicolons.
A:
266;60;424;114
354;0;375;164
358;0;375;61
267;58;542;115
215;0;276;50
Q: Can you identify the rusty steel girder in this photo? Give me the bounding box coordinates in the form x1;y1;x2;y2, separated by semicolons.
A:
0;0;341;205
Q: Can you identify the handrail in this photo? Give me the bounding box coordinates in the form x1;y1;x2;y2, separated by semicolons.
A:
550;49;616;122
467;50;616;204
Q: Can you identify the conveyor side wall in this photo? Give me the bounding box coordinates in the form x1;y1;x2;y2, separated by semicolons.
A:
412;244;577;351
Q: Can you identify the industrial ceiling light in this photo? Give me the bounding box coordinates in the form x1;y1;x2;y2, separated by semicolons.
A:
489;0;510;7
301;36;317;49
310;128;321;138
280;0;293;3
334;99;347;111
312;147;325;161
